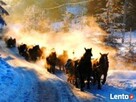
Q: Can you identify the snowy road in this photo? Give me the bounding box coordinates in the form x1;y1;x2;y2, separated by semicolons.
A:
0;62;80;102
0;41;80;102
0;56;80;102
0;40;136;102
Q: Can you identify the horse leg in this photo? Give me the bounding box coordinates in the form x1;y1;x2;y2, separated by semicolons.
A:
97;75;101;89
71;76;74;85
80;77;84;91
102;73;107;85
87;75;90;89
80;80;84;91
59;65;61;70
75;76;79;88
47;68;51;73
50;66;53;73
62;65;65;71
93;73;96;85
52;65;55;74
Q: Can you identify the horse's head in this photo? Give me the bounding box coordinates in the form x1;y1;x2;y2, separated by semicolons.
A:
84;48;93;59
63;50;68;55
52;52;57;58
99;53;109;64
33;45;40;50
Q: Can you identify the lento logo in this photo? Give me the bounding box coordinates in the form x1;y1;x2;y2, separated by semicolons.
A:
110;94;134;100
129;94;134;100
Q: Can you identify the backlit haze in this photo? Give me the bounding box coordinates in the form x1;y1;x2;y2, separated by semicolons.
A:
3;0;120;69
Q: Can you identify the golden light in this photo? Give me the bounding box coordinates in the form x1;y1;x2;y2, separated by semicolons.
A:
4;1;118;69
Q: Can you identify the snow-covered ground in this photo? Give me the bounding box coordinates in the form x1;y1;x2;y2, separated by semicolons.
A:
1;19;136;102
0;40;99;102
91;71;136;102
0;40;136;102
1;1;136;101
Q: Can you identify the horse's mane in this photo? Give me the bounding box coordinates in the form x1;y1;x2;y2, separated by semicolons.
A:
92;58;99;67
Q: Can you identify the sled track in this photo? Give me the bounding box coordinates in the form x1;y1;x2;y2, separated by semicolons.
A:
13;68;39;102
0;40;79;102
51;79;79;102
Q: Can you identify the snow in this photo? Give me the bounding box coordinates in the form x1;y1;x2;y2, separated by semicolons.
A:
0;2;136;102
50;22;64;32
113;31;136;44
0;29;136;102
0;45;136;102
66;5;87;16
1;21;136;102
1;22;136;102
90;70;136;102
0;55;39;102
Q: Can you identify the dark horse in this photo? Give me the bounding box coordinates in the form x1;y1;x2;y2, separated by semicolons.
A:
92;53;109;89
18;44;29;61
5;37;16;48
46;51;57;74
65;59;77;85
77;48;93;91
28;45;42;62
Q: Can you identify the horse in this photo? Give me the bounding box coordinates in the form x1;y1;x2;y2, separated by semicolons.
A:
65;59;76;84
92;53;109;89
64;58;80;88
18;44;29;60
77;48;93;91
5;37;16;48
46;51;57;74
18;44;27;55
40;47;46;59
57;50;68;71
28;45;42;61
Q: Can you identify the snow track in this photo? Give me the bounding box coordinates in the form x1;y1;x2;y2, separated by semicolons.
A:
38;80;59;102
13;68;38;102
0;62;39;102
1;40;136;102
0;40;79;102
50;79;79;102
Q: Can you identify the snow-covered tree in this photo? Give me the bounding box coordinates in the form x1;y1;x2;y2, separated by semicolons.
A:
87;0;127;45
62;11;74;32
126;0;136;31
0;0;9;31
87;0;107;16
23;5;50;33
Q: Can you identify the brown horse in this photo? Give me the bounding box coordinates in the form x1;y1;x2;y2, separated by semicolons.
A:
46;51;57;74
57;50;68;71
92;53;109;89
77;48;93;91
65;59;76;85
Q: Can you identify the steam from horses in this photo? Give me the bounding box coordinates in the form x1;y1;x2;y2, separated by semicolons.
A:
4;0;129;70
5;19;117;69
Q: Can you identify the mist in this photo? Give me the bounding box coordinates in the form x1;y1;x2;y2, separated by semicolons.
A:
3;0;134;70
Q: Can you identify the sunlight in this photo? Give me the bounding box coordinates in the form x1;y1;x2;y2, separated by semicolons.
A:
5;16;116;69
4;1;118;70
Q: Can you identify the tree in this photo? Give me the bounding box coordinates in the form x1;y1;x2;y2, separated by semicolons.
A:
87;0;126;46
23;5;50;33
0;0;9;31
87;0;107;16
126;0;136;31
